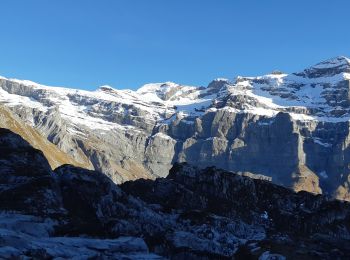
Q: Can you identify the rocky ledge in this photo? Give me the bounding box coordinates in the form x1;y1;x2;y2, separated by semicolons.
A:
0;128;350;259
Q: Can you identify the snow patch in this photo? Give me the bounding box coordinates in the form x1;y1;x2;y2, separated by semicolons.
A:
152;132;174;140
313;138;332;148
319;171;328;179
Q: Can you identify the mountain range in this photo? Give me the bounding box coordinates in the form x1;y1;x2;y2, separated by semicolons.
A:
1;56;350;200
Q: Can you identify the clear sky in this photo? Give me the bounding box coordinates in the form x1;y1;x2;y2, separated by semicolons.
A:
0;0;349;90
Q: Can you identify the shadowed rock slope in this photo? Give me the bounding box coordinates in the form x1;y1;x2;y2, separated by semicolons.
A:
0;128;350;259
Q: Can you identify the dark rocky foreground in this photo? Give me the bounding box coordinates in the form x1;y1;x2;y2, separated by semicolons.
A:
0;128;350;259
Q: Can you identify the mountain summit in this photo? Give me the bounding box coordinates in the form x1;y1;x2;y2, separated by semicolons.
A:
310;56;350;70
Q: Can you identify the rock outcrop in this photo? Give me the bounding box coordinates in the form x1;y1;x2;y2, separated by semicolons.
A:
1;128;350;259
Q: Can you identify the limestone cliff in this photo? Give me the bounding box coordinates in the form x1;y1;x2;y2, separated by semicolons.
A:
1;56;350;199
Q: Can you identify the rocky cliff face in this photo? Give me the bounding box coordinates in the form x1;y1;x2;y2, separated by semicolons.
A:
0;105;90;169
1;128;349;259
1;57;350;199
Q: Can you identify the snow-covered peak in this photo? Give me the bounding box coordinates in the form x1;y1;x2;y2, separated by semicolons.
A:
293;56;350;80
311;56;350;70
222;57;350;122
97;85;115;92
212;78;230;82
137;81;178;93
136;82;198;102
7;78;43;87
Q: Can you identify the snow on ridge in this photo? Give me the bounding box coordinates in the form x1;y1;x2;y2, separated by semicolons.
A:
1;54;350;127
136;81;199;103
0;87;48;112
0;76;214;130
97;85;115;91
224;68;350;123
311;56;350;69
0;76;79;92
136;81;179;93
212;78;230;82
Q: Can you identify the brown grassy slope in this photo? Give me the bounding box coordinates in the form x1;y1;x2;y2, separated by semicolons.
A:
0;105;92;170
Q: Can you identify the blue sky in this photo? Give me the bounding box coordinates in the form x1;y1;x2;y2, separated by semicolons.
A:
0;0;349;90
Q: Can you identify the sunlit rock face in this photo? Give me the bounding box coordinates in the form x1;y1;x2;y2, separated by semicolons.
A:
1;56;350;199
